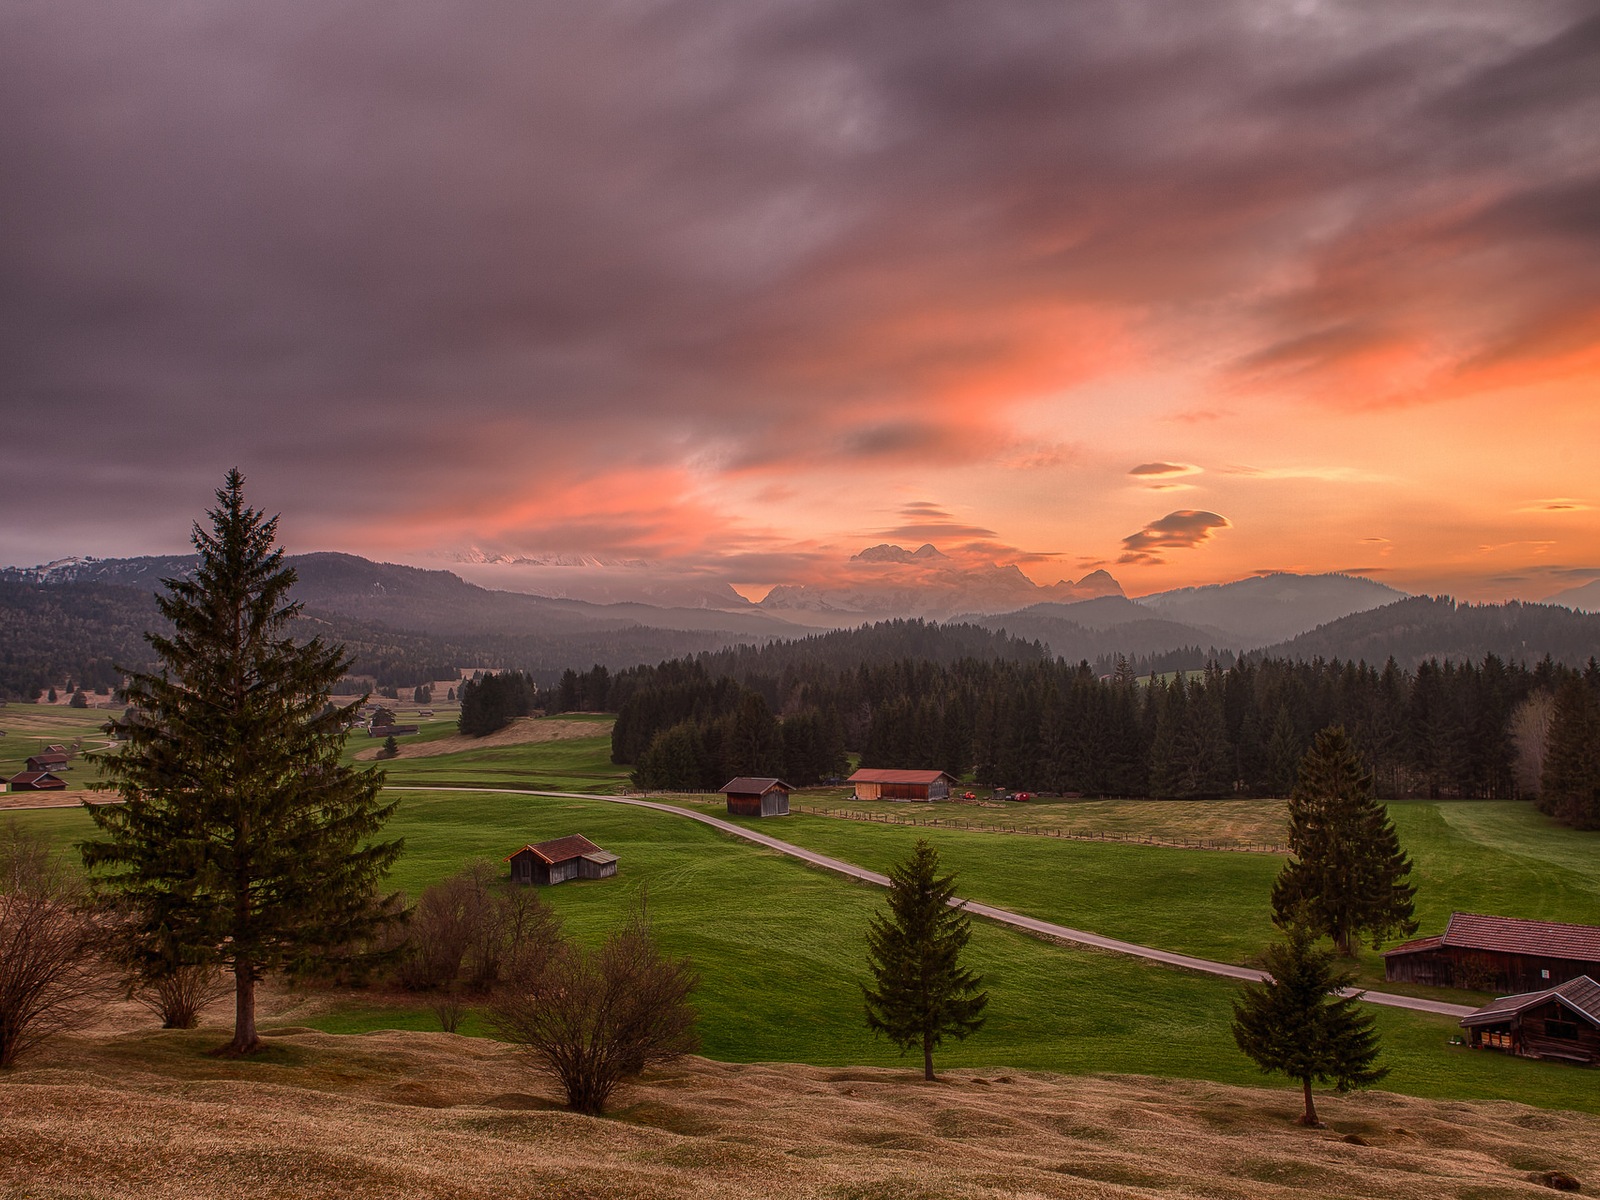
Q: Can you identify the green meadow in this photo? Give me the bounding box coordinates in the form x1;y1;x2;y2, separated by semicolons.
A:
13;773;1600;1114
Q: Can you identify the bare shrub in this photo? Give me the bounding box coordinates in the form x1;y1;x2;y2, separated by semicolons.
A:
0;823;107;1068
490;897;698;1115
135;964;231;1030
400;861;563;1032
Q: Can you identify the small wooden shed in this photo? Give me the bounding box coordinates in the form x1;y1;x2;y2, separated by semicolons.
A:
506;834;618;886
25;752;69;772
1460;975;1600;1065
847;768;957;802
720;777;792;817
7;771;66;792
1383;912;1600;993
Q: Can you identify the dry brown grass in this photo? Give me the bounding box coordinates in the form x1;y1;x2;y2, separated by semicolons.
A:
353;717;611;762
3;1013;1595;1199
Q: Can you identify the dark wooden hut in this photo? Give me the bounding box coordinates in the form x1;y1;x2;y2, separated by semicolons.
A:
1383;912;1600;992
720;777;792;817
7;771;67;792
505;834;618;886
1460;975;1600;1065
25;752;69;772
847;768;957;802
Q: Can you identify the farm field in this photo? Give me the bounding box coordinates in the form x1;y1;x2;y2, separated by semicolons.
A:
12;788;1600;1115
776;793;1293;849
0;703;117;790
697;797;1600;991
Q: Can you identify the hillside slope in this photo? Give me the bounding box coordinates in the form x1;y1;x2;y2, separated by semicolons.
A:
4;1028;1596;1199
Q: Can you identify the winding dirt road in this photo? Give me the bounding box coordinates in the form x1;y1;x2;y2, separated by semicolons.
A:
402;785;1476;1019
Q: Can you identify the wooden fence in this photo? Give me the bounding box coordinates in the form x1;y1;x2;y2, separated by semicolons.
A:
791;805;1287;854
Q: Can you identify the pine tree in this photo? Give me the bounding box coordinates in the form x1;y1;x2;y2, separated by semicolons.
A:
83;471;403;1056
1231;917;1387;1126
862;840;987;1080
1270;726;1417;955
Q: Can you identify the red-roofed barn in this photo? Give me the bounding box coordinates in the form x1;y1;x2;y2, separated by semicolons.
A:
7;771;67;792
848;768;958;802
506;835;618;886
1383;912;1600;993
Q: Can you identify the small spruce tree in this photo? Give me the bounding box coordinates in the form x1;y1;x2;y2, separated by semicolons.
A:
83;470;404;1056
863;840;987;1080
1270;726;1416;955
1232;917;1387;1126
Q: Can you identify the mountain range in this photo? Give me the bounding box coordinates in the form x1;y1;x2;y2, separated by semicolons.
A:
6;548;1599;698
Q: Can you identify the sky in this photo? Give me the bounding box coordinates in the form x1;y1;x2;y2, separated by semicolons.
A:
3;0;1598;601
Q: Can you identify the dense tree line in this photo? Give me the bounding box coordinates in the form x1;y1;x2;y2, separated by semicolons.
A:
599;620;1600;819
457;670;542;736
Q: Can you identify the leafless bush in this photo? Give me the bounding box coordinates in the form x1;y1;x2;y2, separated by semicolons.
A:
135;964;230;1030
401;860;562;997
0;823;108;1068
490;897;698;1115
399;861;564;1035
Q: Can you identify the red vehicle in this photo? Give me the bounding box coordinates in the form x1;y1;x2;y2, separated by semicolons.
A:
961;791;976;800
1014;792;1031;802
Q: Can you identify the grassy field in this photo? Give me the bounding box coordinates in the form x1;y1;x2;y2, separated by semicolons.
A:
376;715;627;792
0;703;118;787
13;787;1600;1115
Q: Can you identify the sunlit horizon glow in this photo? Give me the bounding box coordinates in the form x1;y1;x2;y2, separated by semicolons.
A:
2;2;1597;603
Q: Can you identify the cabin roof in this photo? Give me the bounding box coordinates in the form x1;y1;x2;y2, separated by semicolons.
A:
847;769;957;785
8;771;65;787
1460;975;1600;1028
720;777;792;795
1384;912;1600;963
505;834;606;865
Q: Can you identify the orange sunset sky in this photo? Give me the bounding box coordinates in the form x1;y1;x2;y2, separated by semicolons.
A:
3;2;1597;602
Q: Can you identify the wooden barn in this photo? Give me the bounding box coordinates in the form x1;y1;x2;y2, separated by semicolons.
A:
7;771;66;792
1383;912;1600;993
506;835;618;886
847;768;957;802
720;777;792;817
25;752;69;772
1460;975;1600;1065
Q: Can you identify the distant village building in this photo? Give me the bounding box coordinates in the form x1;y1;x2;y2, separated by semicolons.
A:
1460;975;1600;1065
506;835;618;886
847;768;958;802
1383;912;1600;993
7;771;67;792
25;753;69;773
720;777;792;818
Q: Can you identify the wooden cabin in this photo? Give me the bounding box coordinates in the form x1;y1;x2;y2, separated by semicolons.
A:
1383;912;1600;993
1460;975;1600;1065
25;752;69;772
847;768;958;802
506;835;618;886
7;771;66;792
720;777;792;818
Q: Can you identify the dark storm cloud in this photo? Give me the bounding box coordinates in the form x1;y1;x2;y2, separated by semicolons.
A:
0;0;1593;560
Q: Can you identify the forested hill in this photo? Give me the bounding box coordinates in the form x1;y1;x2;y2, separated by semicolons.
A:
1256;596;1600;669
0;577;742;699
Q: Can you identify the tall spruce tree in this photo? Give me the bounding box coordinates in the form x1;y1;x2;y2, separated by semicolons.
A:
862;840;987;1080
1270;726;1416;955
83;471;403;1055
1231;917;1386;1126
